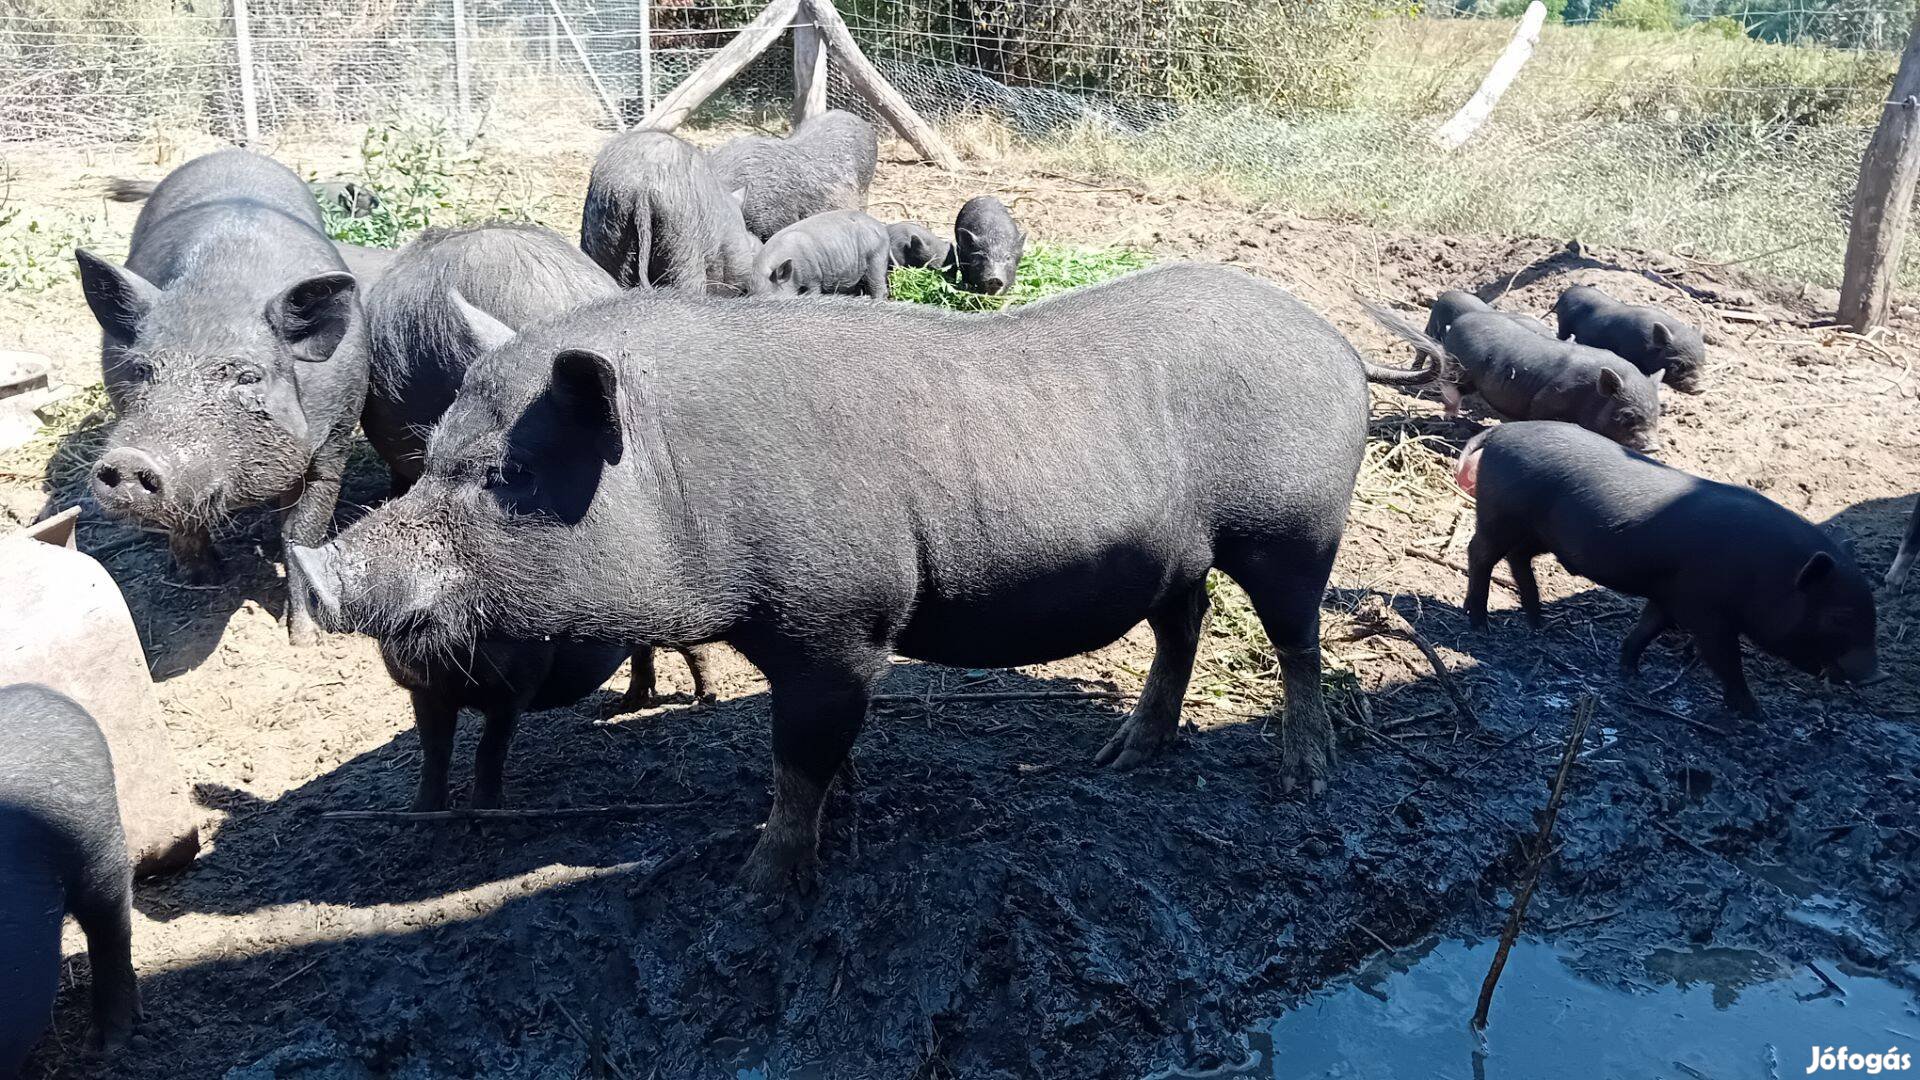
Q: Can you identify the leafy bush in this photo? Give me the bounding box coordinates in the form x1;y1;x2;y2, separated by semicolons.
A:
321;121;542;249
1597;0;1683;31
889;245;1151;311
1496;0;1569;21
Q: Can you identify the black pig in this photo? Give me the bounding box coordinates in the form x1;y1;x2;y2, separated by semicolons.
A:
1554;284;1706;393
1461;421;1878;715
293;264;1428;890
359;224;712;807
751;210;893;298
78;149;366;646
0;684;139;1071
580;131;759;294
1425;289;1550;340
887;222;954;272
708;110;879;240
952;195;1024;295
1366;301;1663;452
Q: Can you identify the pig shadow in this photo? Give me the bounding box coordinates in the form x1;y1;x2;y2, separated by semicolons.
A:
1821;490;1918;592
24;422;393;679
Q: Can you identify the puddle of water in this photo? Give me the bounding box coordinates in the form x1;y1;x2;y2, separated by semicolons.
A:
1258;939;1919;1080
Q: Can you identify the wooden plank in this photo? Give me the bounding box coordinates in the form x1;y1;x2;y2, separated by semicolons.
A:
792;17;827;126
452;0;472;126
1840;21;1920;331
804;0;958;170
1432;1;1545;150
639;0;802;131
639;0;656;113
231;0;260;144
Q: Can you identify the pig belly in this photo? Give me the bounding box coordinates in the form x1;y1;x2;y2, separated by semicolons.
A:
892;546;1178;670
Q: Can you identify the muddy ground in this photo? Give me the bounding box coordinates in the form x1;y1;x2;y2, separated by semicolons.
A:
2;128;1918;1079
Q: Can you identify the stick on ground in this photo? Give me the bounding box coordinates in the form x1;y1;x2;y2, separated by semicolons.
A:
323;802;701;823
1472;692;1595;1030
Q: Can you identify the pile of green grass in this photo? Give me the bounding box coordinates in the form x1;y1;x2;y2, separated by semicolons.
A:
889;244;1153;311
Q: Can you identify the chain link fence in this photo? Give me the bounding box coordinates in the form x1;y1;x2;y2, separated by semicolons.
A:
0;0;1911;283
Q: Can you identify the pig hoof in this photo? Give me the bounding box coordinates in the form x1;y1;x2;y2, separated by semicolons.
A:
89;1020;134;1054
1094;713;1177;770
410;791;449;813
740;833;818;895
469;789;504;811
612;689;656;715
287;621;320;648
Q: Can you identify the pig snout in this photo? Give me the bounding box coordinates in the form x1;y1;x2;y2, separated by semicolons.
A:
92;447;172;516
1830;644;1881;686
288;544;345;631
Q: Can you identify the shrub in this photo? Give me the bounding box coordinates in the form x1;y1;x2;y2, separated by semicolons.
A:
1598;0;1683;31
890;245;1151;311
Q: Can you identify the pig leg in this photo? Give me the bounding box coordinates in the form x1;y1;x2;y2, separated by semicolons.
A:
863;250;892;300
618;647;660;711
71;858;138;1051
410;691;459;812
470;704;522;809
1440;382;1464;419
1506;555;1543;628
1464;532;1505;630
678;645;717;702
1096;581;1208;769
1887;494;1920;589
1223;544;1339;796
281;446;349;647
1619;601;1673;678
1690;620;1759;717
167;526;222;584
740;649;884;892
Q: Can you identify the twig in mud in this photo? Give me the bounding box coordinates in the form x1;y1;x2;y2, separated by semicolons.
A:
552;996;633;1080
1542;908;1621;933
1141;1054;1262;1080
1473;692;1595;1031
1403;545;1518;591
1646;657;1701;697
1807;962;1847;998
1357;924;1397;955
322;802;701;823
1648;819;1717;860
1345;598;1479;728
870;689;1128;705
1618;697;1733;739
1356;723;1450;777
265;958;320;991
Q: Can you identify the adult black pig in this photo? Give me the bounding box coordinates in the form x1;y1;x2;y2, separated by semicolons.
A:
1365;301;1662;452
359;224;712;808
0;684;139;1071
708;110;879;240
1460;422;1878;716
1425;289;1550;340
293;264;1428;890
78;148;365;646
952;195;1024;295
751;210;892;298
887;221;954;272
580;131;759;293
1553;284;1706;393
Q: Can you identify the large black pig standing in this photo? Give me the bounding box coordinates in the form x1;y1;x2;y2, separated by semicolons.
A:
77;149;367;646
358;223;712;810
294;263;1434;890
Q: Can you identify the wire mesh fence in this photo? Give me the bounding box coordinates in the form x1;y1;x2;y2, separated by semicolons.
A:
0;0;1910;283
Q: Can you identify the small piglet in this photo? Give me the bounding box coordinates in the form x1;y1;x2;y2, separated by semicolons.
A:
751;210;892;298
0;684;139;1071
1426;289;1551;340
888;222;954;272
953;196;1024;295
1460;421;1878;716
1553;284;1706;393
1366;301;1663;452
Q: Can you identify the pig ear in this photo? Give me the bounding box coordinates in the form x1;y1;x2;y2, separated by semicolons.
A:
550;349;622;453
268;272;358;362
1651;368;1667;386
1598;368;1624;396
1795;551;1836;591
75;249;159;344
729;188;746;205
954;226;979;247
448;288;516;355
770;259;795;284
1651;323;1672;346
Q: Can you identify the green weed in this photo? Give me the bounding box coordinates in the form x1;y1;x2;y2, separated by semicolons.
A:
889;245;1152;311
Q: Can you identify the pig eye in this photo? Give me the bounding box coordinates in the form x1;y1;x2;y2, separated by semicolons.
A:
233;366;263;385
125;358;155;382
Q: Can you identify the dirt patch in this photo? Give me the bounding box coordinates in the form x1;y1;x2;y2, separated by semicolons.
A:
5;142;1918;1079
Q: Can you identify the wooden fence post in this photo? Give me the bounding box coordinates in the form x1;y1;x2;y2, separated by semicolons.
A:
803;0;958;169
452;0;472;127
639;0;656;114
1433;1;1545;150
639;0;802;131
1840;20;1920;332
231;0;260;145
793;12;827;126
